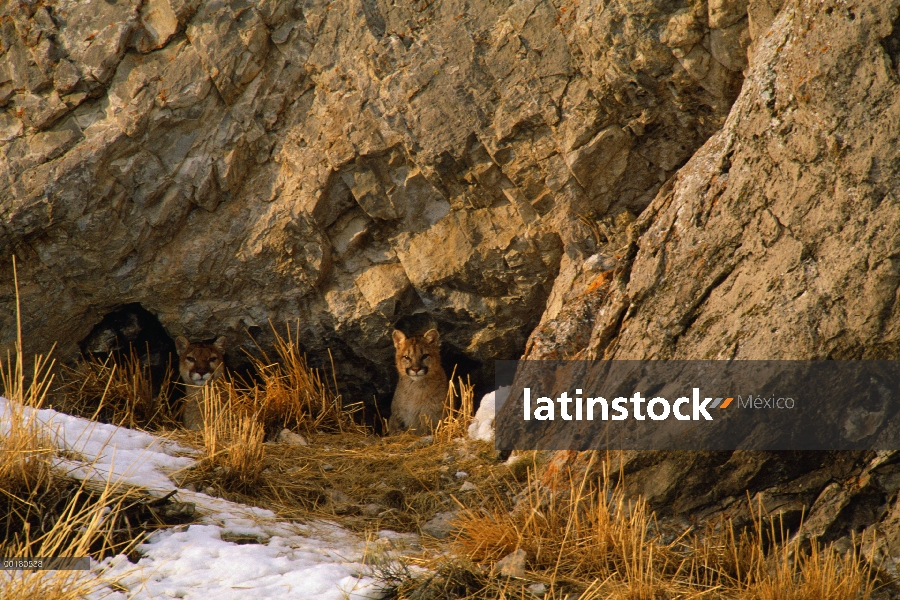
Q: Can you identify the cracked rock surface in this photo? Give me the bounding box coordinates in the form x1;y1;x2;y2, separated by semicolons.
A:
0;0;748;400
498;0;900;567
520;0;900;366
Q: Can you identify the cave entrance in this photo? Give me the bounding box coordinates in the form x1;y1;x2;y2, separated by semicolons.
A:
78;303;178;401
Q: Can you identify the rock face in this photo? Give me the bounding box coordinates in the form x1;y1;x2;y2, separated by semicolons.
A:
525;0;900;364
0;0;749;403
499;0;900;564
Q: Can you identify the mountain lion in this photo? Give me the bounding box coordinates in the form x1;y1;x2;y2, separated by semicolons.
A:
175;336;226;430
388;329;448;434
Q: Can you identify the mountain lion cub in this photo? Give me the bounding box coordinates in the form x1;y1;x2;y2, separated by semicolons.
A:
175;336;226;430
389;329;448;434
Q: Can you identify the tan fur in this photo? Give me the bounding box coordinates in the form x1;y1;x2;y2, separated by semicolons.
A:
175;336;226;430
388;329;448;434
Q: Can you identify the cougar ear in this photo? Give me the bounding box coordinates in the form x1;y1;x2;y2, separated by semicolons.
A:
392;330;406;348
423;329;439;345
213;336;227;354
175;336;189;356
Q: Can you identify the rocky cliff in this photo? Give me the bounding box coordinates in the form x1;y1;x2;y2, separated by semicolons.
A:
501;0;900;567
525;0;900;365
1;0;749;402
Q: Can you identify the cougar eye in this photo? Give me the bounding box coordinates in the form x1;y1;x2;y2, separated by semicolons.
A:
210;357;218;363
403;355;411;361
186;356;195;362
421;354;429;359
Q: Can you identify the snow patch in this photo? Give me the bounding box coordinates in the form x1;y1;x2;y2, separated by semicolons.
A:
0;396;393;599
468;386;510;442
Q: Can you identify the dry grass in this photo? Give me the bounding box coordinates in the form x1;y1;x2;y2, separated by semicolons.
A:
426;456;882;600
248;323;364;436
176;321;368;494
0;567;104;600
174;363;497;534
0;498;113;600
51;320;360;439
452;456;690;598
173;323;368;492
56;348;176;430
434;375;475;444
0;354;55;506
194;381;267;491
0;476;150;600
1;256;57;523
175;426;508;533
0;258;192;598
736;537;875;600
723;503;877;600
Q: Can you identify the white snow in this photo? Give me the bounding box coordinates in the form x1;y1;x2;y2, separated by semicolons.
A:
0;396;403;599
467;386;510;442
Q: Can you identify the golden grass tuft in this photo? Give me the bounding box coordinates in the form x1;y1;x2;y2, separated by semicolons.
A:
453;456;685;589
434;374;475;444
249;323;364;436
195;381;267;491
56;348;176;430
736;537;876;600
0;568;103;600
721;501;877;600
443;455;880;600
1;256;56;504
0;355;55;501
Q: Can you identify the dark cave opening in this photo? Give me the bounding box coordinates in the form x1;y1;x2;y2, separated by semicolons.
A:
78;303;179;401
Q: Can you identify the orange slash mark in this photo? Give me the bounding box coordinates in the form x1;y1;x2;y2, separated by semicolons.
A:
586;270;613;293
720;397;733;409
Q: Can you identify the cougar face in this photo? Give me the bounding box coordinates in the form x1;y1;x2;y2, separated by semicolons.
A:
175;336;226;386
393;329;439;380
